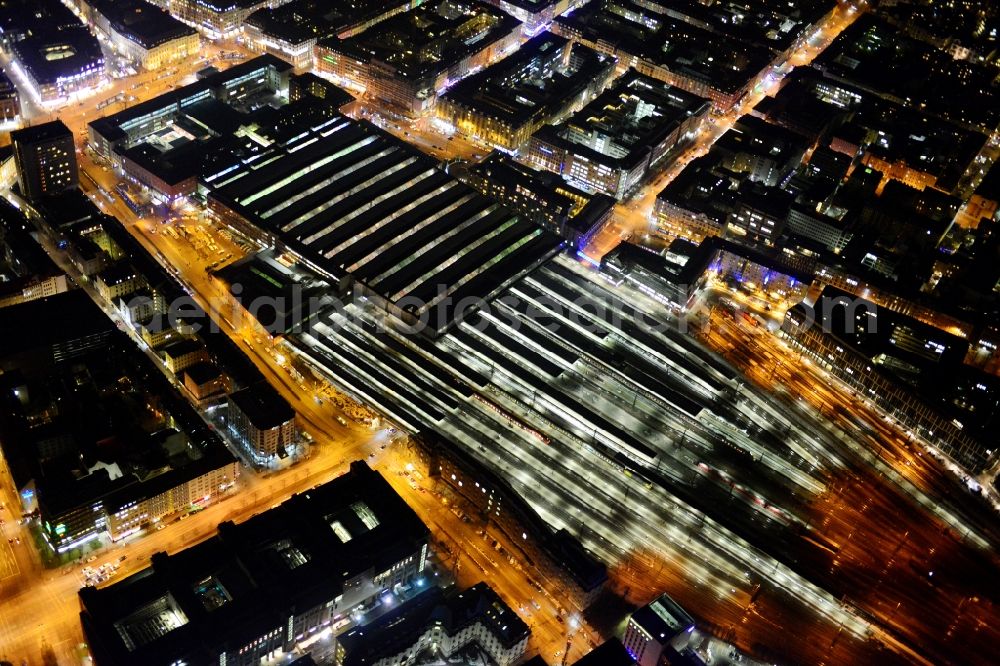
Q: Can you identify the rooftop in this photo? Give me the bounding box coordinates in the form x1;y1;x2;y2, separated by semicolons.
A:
0;292;234;523
0;290;113;360
472;151;587;211
532;69;710;171
441;32;611;127
207;114;562;335
0;198;63;283
814;14;1000;131
656;153;738;224
158;337;204;359
631;593;696;641
246;0;403;43
645;0;830;53
319;0;520;82
575;638;636;665
182;360;223;385
80;461;429;665
89;54;293;146
96;262;139;287
9;25;104;87
554;0;772;96
859;103;987;191
90;0;196;49
227;381;295;430
181;0;264;12
338;583;529;665
10;119;73;146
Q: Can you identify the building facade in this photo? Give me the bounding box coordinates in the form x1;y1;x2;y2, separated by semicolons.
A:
337;583;529;666
525;70;710;198
436;35;614;152
315;0;521;115
80;462;431;666
104;458;239;540
622;593;695;666
74;0;200;70
168;0;272;38
0;70;20;124
10;120;78;201
780;291;994;473
226;381;297;462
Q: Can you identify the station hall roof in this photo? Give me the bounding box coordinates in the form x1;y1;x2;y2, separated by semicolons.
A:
207;114;562;335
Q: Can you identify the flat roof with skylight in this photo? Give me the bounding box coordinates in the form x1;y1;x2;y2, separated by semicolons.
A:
80;461;430;665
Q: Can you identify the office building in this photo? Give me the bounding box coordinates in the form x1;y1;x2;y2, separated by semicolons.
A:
0;198;69;309
0;69;19;123
0;291;239;552
226;381;297;462
336;583;529;666
464;151;616;248
712;116;809;189
725;181;792;247
315;0;521;114
526;69;710;198
87;55;294;203
2;0;105;103
80;461;431;666
653;155;732;243
623;593;695;666
10;120;78;202
89;54;292;157
243;0;410;68
786;203;853;253
242;3;319;69
601;242;706;310
437;33;615;152
168;0;271;38
77;0;200;70
94;261;144;301
552;0;774;112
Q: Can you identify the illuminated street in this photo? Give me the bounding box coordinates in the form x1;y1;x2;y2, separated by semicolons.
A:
2;1;999;664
